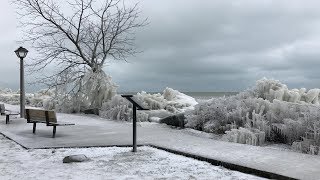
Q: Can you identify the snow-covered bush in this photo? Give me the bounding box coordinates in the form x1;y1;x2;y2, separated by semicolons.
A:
100;95;131;121
254;78;320;104
53;70;118;113
0;70;117;113
292;121;320;155
99;88;197;122
186;97;231;133
100;95;148;122
186;96;271;135
222;127;266;146
81;70;117;109
186;78;320;152
0;88;44;107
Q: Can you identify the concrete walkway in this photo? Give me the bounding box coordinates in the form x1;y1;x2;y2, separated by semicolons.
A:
0;113;319;180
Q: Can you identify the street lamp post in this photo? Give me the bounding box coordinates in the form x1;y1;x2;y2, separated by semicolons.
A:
14;46;28;118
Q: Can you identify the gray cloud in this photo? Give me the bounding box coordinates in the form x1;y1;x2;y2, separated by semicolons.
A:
2;0;320;92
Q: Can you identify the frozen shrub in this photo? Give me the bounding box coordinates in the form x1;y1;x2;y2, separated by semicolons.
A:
185;97;230;133
186;78;320;150
99;95;149;122
0;88;38;106
282;118;306;144
292;141;303;152
42;98;56;110
99;88;197;121
53;70;118;113
100;95;131;121
185;96;271;136
254;77;320;105
222;127;265;146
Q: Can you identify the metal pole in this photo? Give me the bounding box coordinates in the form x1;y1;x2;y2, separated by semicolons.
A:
132;104;137;152
20;57;25;118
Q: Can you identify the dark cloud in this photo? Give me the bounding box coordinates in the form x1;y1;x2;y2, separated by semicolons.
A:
2;0;320;92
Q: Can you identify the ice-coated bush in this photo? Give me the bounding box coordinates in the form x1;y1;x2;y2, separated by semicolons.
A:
100;95;131;121
185;96;270;135
222;127;266;146
0;88;46;107
99;88;197;122
53;70;118;113
292;121;320;155
100;95;149;122
186;78;320;151
254;78;320;104
186;97;230;133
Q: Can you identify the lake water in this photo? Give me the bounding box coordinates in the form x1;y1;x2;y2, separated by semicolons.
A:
120;92;238;101
182;92;238;100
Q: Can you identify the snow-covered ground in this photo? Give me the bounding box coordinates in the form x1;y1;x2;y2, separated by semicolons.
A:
1;102;320;179
0;135;264;180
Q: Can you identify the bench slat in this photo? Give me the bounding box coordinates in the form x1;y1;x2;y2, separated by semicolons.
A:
0;104;5;114
26;109;57;123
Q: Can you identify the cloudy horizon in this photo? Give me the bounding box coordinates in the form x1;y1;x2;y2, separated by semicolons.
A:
2;0;320;93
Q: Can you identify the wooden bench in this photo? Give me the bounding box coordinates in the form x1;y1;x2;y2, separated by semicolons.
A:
25;109;75;138
0;104;19;124
0;104;4;115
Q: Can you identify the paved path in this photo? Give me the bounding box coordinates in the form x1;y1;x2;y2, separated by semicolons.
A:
0;113;319;180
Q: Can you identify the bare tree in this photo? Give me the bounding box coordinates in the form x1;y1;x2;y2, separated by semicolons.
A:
13;0;147;111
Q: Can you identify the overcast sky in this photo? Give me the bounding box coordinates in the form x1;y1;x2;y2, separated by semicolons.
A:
1;0;320;92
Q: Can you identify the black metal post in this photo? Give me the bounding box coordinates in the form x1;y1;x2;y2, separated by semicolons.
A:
132;104;137;152
121;95;149;153
20;57;25;118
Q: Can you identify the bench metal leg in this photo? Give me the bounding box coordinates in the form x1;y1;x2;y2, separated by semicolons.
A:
6;115;9;124
33;123;36;134
52;126;56;138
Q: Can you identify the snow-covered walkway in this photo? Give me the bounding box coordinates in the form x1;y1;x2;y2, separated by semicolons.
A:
0;105;319;180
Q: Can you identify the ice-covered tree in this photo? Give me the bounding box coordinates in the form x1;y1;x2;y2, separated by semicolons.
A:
13;0;147;111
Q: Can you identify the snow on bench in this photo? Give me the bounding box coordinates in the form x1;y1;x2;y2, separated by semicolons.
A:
0;104;19;124
25;109;75;138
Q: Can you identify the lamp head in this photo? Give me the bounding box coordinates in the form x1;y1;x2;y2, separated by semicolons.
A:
14;46;28;59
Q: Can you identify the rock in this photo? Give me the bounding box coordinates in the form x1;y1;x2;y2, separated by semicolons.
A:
63;154;90;163
159;113;185;128
83;108;99;115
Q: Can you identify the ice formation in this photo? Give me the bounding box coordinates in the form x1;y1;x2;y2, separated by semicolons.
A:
2;77;320;155
51;70;118;113
223;127;265;146
186;78;320;154
0;88;52;108
0;70;118;113
255;78;320;104
99;88;197;122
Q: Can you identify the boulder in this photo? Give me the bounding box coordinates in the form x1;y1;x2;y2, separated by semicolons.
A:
159;113;185;128
63;154;90;163
83;108;99;115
